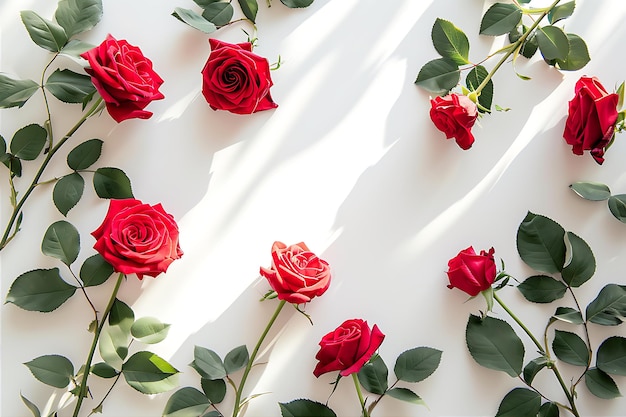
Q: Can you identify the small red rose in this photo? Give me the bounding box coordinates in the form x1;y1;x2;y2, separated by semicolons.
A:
81;34;164;123
563;76;619;164
260;241;331;304
313;319;385;377
92;199;183;279
201;38;278;114
446;246;496;296
430;93;478;150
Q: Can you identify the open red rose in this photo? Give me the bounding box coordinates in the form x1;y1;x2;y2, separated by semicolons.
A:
430;93;478;150
92;199;183;279
81;34;164;123
563;76;619;164
260;241;330;304
313;319;385;377
201;38;278;114
446;246;496;296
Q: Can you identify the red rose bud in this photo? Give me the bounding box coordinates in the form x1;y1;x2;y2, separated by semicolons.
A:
446;246;496;296
201;39;278;114
260;241;331;304
92;199;183;279
430;93;478;150
313;319;385;378
563;76;619;164
81;35;164;123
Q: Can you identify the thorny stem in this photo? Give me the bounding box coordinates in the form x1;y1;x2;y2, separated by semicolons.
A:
352;373;370;417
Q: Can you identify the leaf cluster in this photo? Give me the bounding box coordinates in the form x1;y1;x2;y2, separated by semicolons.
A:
570;181;626;225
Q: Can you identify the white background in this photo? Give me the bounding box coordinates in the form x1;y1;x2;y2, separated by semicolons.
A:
2;0;626;416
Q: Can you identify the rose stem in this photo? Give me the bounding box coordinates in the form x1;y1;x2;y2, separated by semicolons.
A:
352;373;370;417
473;0;561;97
72;272;124;417
0;97;104;251
232;299;287;417
493;292;580;417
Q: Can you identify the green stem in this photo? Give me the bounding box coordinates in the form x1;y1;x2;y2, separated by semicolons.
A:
0;97;104;252
352;373;370;417
72;272;124;417
231;299;286;417
493;292;579;417
474;0;561;96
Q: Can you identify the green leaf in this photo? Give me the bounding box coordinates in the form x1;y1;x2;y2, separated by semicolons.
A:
2;154;22;177
93;167;133;199
517;275;567;303
122;351;179;394
237;0;258;22
99;299;134;369
41;220;80;265
480;3;522;36
279;399;337;417
495;388;541;417
608;195;626;223
59;39;96;60
414;58;460;95
0;134;5;155
552;307;583;325
597;336;626;376
67;138;102;170
54;0;103;38
552;330;589;366
80;253;114;287
569;181;611;201
466;65;493;113
91;362;119;378
109;298;135;331
536;26;569;61
280;0;314;7
163;387;211;417
24;354;74;388
538;402;559;417
357;354;388;395
20;10;68;52
586;284;626;325
201;2;234;26
509;25;538;59
523;357;548;385
386;387;426;406
190;346;226;380
193;0;222;6
466;315;524;377
172;8;217;34
53;172;84;216
224;345;249;374
585;368;622;399
431;18;470;65
5;268;76;312
562;231;595;287
553;34;590;71
201;378;226;403
20;393;41;417
394;346;442;383
548;1;575;24
45;69;96;104
10;124;47;161
0;74;39;108
131;317;171;344
516;212;566;274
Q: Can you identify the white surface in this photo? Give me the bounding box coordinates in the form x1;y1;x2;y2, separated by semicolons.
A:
2;0;626;416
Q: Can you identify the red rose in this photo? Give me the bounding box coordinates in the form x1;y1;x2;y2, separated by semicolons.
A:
446;246;496;296
260;241;330;304
92;199;183;279
313;319;385;377
563;76;619;164
201;38;278;114
81;34;164;123
430;93;478;150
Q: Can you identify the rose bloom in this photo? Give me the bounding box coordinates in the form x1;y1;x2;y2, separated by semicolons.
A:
260;241;330;304
201;38;278;114
446;246;496;296
430;93;478;150
313;319;385;378
563;76;619;164
81;34;164;123
92;199;183;279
